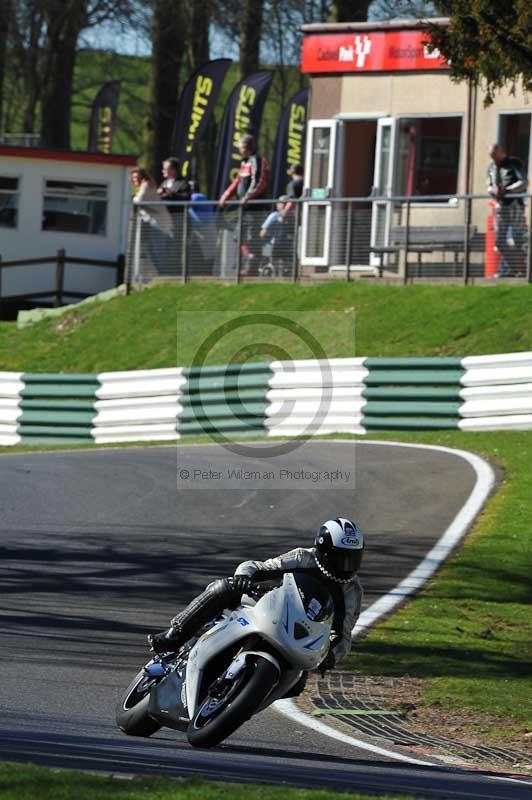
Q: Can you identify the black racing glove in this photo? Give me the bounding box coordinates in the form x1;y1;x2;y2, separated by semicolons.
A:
230;575;255;595
147;628;177;654
317;648;336;677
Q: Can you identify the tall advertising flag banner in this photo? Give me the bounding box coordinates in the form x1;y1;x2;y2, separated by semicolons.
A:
87;81;121;153
173;58;232;177
211;69;274;199
270;88;308;198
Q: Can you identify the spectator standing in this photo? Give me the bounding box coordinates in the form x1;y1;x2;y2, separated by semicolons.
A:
219;134;269;274
282;162;304;219
157;157;191;275
187;182;217;273
157;157;191;209
131;168;173;271
260;195;292;274
260;194;293;273
487;143;528;277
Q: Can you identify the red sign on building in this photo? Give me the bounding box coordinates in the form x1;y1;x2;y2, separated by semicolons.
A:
301;30;447;74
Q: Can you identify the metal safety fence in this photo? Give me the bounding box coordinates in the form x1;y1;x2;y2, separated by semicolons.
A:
125;193;532;286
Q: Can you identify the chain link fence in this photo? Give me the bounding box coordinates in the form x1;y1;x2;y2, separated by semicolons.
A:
125;194;532;286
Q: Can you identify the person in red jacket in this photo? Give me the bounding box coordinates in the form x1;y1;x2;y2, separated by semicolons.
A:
219;134;269;274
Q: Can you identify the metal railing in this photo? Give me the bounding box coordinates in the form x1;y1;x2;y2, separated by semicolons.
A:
125;193;532;286
0;250;124;309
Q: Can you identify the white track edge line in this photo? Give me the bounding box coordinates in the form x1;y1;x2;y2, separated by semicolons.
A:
273;697;432;764
275;439;495;768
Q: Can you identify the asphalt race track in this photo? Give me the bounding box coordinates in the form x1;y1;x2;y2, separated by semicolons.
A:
0;441;528;798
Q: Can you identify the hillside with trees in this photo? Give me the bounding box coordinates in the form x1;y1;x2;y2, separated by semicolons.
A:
7;1;527;182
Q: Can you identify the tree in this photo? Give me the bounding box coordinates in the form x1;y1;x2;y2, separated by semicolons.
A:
35;0;135;148
0;0;10;133
186;0;211;71
1;1;47;137
239;0;264;77
428;1;532;104
40;0;88;148
143;0;186;179
332;1;372;21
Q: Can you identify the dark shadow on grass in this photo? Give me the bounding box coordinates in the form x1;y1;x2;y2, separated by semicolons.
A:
351;639;532;680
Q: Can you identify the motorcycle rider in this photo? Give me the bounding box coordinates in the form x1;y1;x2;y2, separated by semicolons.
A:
149;518;364;680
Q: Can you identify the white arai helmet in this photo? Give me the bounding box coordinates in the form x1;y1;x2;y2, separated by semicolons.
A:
314;517;364;584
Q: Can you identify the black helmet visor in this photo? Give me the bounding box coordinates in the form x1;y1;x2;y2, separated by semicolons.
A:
329;548;363;576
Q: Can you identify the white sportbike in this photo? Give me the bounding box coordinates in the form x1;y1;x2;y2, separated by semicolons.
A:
116;572;334;748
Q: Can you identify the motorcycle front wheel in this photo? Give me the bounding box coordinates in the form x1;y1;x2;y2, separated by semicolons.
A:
187;655;278;748
115;669;163;737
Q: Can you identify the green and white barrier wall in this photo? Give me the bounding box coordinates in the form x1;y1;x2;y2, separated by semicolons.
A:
2;352;532;446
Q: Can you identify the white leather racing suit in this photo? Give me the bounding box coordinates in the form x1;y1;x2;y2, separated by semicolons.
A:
235;546;363;662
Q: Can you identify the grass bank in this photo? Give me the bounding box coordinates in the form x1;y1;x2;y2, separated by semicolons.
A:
0;761;415;800
343;429;532;746
2;282;532;372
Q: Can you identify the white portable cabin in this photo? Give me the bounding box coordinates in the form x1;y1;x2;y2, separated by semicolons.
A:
0;145;137;304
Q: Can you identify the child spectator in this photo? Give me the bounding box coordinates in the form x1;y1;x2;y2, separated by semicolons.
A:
260;195;292;274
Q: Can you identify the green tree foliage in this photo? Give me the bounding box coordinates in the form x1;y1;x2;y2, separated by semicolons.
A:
428;1;532;104
0;1;10;132
1;0;137;146
2;0;46;136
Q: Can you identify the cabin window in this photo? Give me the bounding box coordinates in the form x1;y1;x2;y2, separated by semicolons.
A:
42;180;108;235
0;176;20;228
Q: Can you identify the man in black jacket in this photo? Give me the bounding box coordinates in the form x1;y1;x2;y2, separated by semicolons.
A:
487;143;528;277
158;157;191;210
157;157;191;274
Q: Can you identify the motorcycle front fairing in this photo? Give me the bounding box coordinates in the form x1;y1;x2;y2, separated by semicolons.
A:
142;613;264;729
185;573;333;717
184;611;271;716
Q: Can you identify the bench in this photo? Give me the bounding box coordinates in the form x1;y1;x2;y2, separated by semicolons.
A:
370;225;479;277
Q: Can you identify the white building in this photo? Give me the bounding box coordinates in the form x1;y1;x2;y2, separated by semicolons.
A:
0;145;136;304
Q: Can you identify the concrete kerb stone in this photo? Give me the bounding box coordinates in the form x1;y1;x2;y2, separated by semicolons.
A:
16;284;127;329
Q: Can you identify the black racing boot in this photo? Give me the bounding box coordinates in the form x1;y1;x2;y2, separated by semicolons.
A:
148;578;240;654
147;627;183;654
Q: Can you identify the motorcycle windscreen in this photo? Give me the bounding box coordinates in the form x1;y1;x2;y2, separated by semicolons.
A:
293;573;334;622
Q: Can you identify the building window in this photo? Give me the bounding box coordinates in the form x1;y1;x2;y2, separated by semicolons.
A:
396;117;462;199
42;180;108;235
0;176;20;228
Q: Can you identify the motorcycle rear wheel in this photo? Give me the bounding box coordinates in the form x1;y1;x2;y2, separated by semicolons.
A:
116;669;162;737
187;656;278;748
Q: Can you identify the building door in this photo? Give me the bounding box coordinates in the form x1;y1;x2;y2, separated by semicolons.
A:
497;112;532;176
301;119;337;266
370;117;396;266
340;119;377;265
